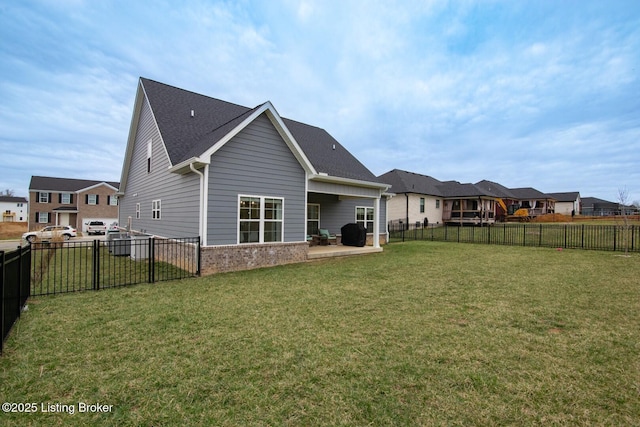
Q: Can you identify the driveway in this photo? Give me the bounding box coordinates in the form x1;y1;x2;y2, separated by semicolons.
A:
0;235;107;252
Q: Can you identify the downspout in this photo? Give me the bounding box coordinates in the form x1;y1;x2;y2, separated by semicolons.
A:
189;163;205;245
405;193;409;230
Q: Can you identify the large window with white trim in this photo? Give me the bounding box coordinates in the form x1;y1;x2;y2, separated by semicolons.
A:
239;196;283;244
356;206;374;233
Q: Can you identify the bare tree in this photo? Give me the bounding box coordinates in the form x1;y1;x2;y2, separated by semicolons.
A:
617;187;632;255
1;189;15;197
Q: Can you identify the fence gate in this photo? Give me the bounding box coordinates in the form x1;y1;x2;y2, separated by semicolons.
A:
30;236;200;297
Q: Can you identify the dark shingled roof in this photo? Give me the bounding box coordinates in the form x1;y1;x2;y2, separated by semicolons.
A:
378;169;444;196
475;180;517;199
508;187;553;200
0;196;28;203
140;78;381;184
29;176;119;192
547;192;580;202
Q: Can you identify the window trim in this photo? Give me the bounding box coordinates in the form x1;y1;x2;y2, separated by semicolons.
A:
37;212;49;223
151;199;161;220
86;194;98;205
238;195;284;244
60;193;72;204
420;197;425;213
135;203;141;219
356;206;375;233
306;203;320;236
38;192;50;203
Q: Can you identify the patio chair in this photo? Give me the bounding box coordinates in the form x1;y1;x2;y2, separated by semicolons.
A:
318;229;335;245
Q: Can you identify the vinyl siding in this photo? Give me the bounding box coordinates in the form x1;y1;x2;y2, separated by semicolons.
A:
207;114;306;245
118;97;200;238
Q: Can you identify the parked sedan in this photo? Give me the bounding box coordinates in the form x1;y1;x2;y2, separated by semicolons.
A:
22;225;77;243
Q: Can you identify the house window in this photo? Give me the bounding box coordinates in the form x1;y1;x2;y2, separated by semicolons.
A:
36;212;49;223
436;199;440;209
135;203;140;219
152;200;161;220
147;139;152;173
86;194;99;205
239;195;284;244
420;198;425;213
17;203;23;207
108;195;118;206
60;193;72;204
38;192;50;203
307;204;320;236
356;206;374;233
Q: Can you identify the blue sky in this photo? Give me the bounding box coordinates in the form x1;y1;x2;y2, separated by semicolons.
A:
1;0;639;202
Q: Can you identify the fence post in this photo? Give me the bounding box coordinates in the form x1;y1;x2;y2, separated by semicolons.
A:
564;224;568;248
197;236;201;276
539;224;543;247
149;238;155;283
613;226;617;252
582;224;585;249
523;224;526;246
93;240;100;290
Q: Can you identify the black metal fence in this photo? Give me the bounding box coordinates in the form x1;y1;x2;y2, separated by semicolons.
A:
30;236;200;296
389;222;639;253
1;246;31;354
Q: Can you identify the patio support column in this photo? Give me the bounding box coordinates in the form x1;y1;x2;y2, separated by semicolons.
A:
373;195;380;248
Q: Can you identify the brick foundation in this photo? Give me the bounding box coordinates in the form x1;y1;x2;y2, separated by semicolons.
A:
200;241;309;275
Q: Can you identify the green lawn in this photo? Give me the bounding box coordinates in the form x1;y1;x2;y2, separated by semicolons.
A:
1;242;639;426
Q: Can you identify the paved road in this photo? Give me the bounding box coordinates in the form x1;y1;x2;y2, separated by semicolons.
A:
0;235;107;252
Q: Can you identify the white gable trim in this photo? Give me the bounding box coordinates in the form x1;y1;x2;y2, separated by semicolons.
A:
191;102;316;175
118;79;173;194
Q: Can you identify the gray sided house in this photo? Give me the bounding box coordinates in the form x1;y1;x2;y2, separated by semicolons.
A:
118;78;390;274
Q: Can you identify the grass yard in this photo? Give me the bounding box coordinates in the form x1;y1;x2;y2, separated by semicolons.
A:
1;242;639;426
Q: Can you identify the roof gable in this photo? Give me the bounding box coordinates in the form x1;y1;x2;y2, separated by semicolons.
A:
135;78;382;185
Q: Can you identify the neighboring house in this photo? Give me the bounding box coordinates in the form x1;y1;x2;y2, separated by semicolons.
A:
28;176;120;232
0;196;28;222
548;192;580;216
117;78;390;274
379;169;443;227
580;197;619;216
505;187;556;217
381;169;565;226
380;169;499;226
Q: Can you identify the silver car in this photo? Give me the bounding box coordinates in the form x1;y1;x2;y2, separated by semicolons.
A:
22;225;77;243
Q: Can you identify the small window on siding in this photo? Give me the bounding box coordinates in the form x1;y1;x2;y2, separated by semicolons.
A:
436;199;440;209
147;139;152;173
420;198;425;213
152;200;161;220
135;203;140;219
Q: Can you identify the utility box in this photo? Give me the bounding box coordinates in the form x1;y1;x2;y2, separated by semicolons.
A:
110;238;131;256
130;235;150;260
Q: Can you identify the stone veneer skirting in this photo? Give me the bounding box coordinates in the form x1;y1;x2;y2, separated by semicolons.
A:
200;241;309;275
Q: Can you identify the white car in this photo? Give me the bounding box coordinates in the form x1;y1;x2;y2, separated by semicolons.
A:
22;225;77;243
